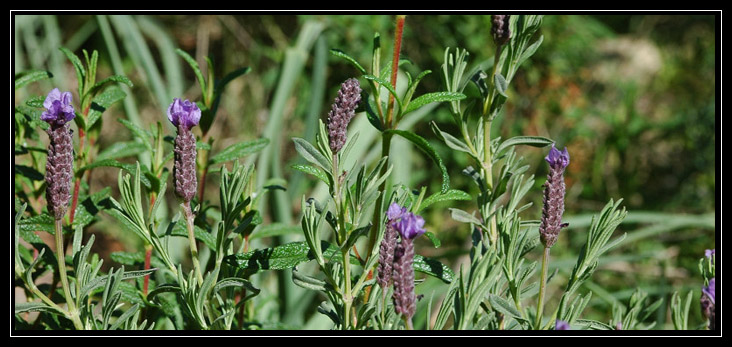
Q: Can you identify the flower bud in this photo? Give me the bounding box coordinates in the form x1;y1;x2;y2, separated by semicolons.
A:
326;78;361;153
42;89;76;220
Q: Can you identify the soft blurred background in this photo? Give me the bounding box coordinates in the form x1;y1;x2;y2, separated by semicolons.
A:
14;14;716;330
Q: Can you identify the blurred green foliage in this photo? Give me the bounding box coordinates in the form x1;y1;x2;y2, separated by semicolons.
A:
14;13;716;330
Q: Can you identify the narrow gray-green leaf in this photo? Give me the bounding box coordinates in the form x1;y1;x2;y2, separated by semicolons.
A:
291;164;329;184
14;302;64;315
494;73;508;97
249;223;303;242
449;208;483;226
175;48;206;95
96;141;148;161
87;86;128;131
496;136;554;156
292;137;331;171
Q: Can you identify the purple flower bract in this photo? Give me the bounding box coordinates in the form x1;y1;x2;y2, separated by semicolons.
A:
545;144;570;170
167;98;201;130
41;88;76;127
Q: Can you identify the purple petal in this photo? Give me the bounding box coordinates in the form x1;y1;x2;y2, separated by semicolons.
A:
545;144;570;169
43;88;61;109
387;202;407;221
555;320;570;330
703;278;715;304
396;213;426;240
705;249;715;258
167;98;200;129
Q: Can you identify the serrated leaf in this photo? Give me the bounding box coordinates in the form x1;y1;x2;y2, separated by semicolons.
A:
386;129;450;193
496;136;554;156
14;70;53;90
86;86;127;131
71;187;112;230
414;254;453;283
15;165;44;181
209;138;269;165
330;49;367;74
291;164;329;184
292;137;331;171
59;47;85;93
418;189;471;213
224;241;358;273
362;74;402;113
87;75;133;97
18;213;56;234
96;141;148;161
404;91;465;115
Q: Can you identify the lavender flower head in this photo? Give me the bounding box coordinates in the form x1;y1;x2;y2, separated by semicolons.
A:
491;15;511;46
555;320;570;330
41;88;76;128
326;78;361;153
377;203;409;289
539;144;570;248
168;98;200;202
705;249;715;258
701;278;716;329
167;98;201;130
390;205;426;322
42;89;76;220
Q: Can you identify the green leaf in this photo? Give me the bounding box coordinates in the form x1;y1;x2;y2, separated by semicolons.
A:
110;251;146;266
96;141;148;161
403;92;466;115
385;129;450;193
362;74;403;114
87;75;133;97
494;73;508;98
423;231;441;248
175;48;207;96
575;319;613;330
414;254;454;283
59;47;86;93
213;277;260;302
330;49;367;74
292;137;331;171
430;121;474;155
117;119;153;151
15;165;44;182
248;223;302;242
215;67;251;95
496;136;554;156
18;213;55;234
208;138;269;165
418;189;471;213
291;164;329;184
86;86;127;131
14;70;53;90
71;187;112;230
518;35;544;67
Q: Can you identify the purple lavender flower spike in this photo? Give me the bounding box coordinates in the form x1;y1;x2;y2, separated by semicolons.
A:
390;206;426;323
387;202;408;221
491;15;511;46
326;78;361;153
705;249;715;258
167;98;201;130
701;278;716;329
168;98;199;202
539;144;570;248
42;89;76;220
555;320;570;330
41;88;76;127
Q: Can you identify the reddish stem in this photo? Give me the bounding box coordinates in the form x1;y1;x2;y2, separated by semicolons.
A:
68;127;86;225
386;15;406;128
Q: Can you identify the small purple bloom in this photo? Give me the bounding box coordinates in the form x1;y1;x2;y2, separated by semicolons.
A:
395;213;426;240
167;98;201;130
703;278;715;304
545;144;570;170
387;202;408;221
705;249;715;258
555;320;570;330
41;88;76;127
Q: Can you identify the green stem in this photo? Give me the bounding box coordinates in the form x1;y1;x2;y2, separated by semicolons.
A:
183;202;204;286
54;220;83;330
343;248;353;330
535;246;550;329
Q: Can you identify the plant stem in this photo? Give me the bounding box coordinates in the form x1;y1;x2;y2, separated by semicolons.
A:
54;219;83;330
343;248;353;330
183;201;204;286
385;15;406;128
535;246;550;329
142;244;152;296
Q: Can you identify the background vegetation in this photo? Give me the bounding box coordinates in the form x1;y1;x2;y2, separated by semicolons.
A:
14;13;716;330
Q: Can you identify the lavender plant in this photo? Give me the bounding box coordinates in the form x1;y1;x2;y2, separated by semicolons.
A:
430;15;631;331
